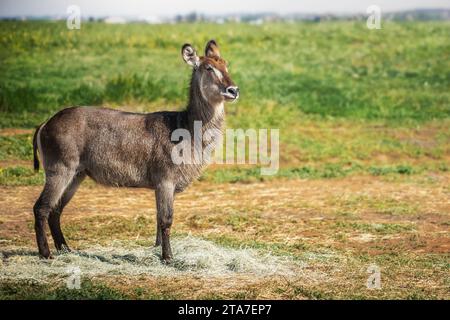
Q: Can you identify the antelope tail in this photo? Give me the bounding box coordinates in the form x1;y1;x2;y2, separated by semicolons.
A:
33;123;44;172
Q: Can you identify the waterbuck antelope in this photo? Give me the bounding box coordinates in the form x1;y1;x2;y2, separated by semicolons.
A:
32;40;239;262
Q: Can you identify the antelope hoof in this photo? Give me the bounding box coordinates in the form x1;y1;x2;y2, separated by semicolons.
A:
162;256;173;264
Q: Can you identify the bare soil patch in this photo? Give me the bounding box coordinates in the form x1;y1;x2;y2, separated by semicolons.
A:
0;176;449;299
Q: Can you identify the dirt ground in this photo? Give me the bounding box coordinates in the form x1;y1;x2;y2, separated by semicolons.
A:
0;175;449;299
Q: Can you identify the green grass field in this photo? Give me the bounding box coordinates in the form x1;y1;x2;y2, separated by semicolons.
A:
0;21;449;299
1;21;449;178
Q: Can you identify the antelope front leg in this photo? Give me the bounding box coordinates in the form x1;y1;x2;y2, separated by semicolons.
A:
155;181;175;263
154;220;162;247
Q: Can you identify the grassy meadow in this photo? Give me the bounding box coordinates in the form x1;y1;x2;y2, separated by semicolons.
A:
0;21;449;299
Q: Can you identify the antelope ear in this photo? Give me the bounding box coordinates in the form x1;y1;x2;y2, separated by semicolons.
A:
181;43;199;68
205;39;220;58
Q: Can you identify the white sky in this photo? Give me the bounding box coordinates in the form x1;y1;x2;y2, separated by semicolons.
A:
1;0;449;17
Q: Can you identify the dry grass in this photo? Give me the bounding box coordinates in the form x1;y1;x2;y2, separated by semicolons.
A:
0;236;302;281
0;175;449;299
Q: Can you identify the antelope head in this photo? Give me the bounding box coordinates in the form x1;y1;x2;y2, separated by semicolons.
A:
182;40;239;106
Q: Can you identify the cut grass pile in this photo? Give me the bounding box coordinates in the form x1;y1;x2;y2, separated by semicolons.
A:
0;236;302;281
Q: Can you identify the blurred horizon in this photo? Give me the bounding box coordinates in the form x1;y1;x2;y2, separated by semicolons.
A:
1;0;450;18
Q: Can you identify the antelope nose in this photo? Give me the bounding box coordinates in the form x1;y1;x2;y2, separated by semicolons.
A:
226;86;239;98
